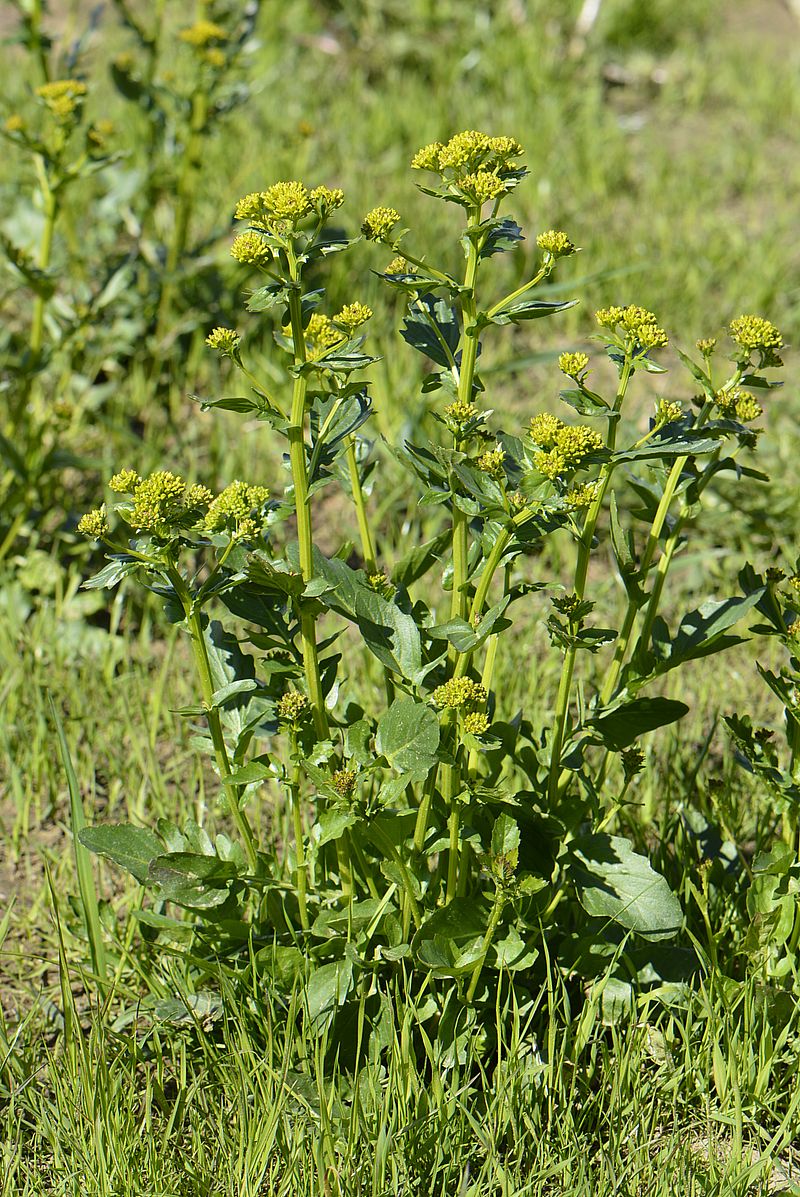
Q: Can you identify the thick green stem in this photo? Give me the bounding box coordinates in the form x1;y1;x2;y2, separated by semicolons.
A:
547;362;631;803
466;889;505;1003
30;163;57;360
286;284;329;744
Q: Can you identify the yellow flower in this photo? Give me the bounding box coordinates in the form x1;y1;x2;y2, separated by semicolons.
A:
444;399;478;424
262;180;311;221
728;314;783;353
696;337;717;355
332;768;358;797
333;302;372;333
78;507;108;538
277;691;309;722
206;327;240;356
179;19;228;46
463;711;490;736
205;480;270;538
433;677;488;710
309;185;345;213
459;170;507;204
656;399;683;425
529;413;565;450
305;313;342;353
537;230;576;259
4;114;24;133
558;351;589;378
231;231;272;266
566;482;598;510
385;256;407;275
477;447;505;477
361;206;401;242
109;469;141;494
130;471;188;533
411;142;444;171
438;130;491;170
35;78;87;122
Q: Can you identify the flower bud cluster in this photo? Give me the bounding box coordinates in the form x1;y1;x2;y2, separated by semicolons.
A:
558;351;589;379
179;19;228;46
277;691;309;722
206;327;241;357
410;130;524;206
205;480;270;539
529;416;604;480
714;389;762;422
728;314;782;354
433;677;487;710
333;302;372;334
537;230;576;259
361;206;401;242
477;446;505;477
35;79;87;123
595;304;668;351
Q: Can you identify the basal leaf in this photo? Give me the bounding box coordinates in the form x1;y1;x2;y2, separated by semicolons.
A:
78;823;163;884
569;834;682;940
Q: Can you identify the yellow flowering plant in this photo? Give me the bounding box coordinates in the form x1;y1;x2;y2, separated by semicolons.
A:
77;131;786;1023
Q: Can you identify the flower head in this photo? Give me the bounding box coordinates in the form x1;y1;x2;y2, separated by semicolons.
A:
534;424;604;479
715;389;762;422
411;142;443;171
566;482;598;510
332;768;358;797
463;711;490;736
529;412;565;450
729;314;783;354
109;468;141;494
459;169;507;204
179;19;228;46
206;326;240;357
656;399;683;425
262;180;311;221
537;230;576;259
78;506;108;538
205;480;270;540
696;337;717;356
35;78;87;122
333;302;372;334
231;231;272;266
129;471;189;534
309;185;344;213
444;399;478;425
433;677;487;710
361;206;401;242
304;313;342;354
558;351;589;379
277;691;308;722
385;256;408;275
477;446;505;477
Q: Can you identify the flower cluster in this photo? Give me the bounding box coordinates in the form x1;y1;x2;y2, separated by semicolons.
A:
277;691;309;722
333;302;372;334
332;768;358;797
35;79;87;123
303;313;343;355
206;327;240;357
109;469;141;494
728;314;782;354
205;480;270;539
656;399;683;425
558;351;589;379
714;389;762;422
433;677;488;711
566;481;598;510
385;256;407;275
477;446;505;477
233;180;342;240
537;230;576;259
78;506;108;538
696;338;717;356
444;399;478;425
529;416;604;481
230;231;272;266
124;471;213;536
621;745;646;781
179;19;227;50
463;711;490;736
595;304;668;351
410;130;524;206
361;206;401;242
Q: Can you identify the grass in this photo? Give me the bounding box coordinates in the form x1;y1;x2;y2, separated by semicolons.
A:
2;0;800;1193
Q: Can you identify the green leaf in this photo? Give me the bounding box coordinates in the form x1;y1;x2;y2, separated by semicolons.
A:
305;958;354;1028
312;551;426;684
491;298;578;326
491;813;520;857
147;852;238;909
78;824;163;885
478;218;524;259
569;834;682;940
376;698;439;774
83;558;139;591
313;810;358;848
401;295;460;368
588;696;689;749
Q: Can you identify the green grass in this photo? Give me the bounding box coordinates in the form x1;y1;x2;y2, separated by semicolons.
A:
3;1;800;1193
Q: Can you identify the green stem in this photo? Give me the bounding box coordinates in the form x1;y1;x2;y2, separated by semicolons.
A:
346;437;377;575
486;266;547;320
172;572;258;871
547;361;631;803
288;731;309;930
466;889;505;1003
30;160;57;360
286;281;329;744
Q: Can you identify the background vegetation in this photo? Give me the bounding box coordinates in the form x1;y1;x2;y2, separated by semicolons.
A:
2;1;800;1193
